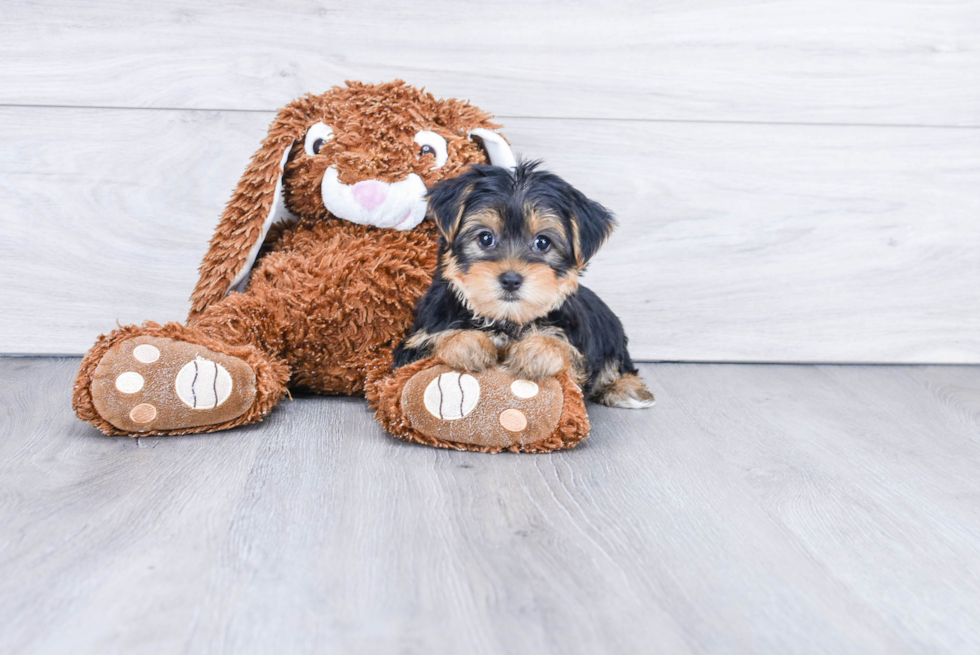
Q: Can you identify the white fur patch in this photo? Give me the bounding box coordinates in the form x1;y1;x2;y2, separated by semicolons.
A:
611;395;656;409
321;167;427;231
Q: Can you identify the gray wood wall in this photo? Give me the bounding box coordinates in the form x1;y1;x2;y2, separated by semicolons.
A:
1;0;978;362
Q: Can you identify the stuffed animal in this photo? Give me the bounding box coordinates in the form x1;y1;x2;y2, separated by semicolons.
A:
72;80;591;452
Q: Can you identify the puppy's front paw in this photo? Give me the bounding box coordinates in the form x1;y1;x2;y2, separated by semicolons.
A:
434;330;498;374
504;334;575;381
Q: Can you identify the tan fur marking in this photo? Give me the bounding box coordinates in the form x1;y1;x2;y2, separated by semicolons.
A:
431;330;499;373
526;207;566;240
444;258;579;325
590;361;622;396
568;219;585;268
504;329;584;382
468;208;504;235
404;330;437;351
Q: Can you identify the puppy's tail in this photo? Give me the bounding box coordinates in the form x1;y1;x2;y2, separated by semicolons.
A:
596;372;656;409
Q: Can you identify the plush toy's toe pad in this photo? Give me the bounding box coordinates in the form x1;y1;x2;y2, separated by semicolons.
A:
402;365;563;449
90;336;257;433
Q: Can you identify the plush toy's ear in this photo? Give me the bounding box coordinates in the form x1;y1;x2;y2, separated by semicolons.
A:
568;188;616;267
188;124;299;320
469;129;517;170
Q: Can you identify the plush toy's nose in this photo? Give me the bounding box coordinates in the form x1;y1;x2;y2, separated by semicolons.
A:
352;180;389;211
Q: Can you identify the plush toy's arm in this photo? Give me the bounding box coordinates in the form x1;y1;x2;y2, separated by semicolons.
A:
188;133;296;321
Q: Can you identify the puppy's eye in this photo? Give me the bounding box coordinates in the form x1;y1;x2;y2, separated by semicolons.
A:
413;130;448;168
477;231;496;248
304;122;334;157
533;235;552;252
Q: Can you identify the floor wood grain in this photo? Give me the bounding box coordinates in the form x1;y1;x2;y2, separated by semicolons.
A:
2;107;977;362
2;0;978;126
2;358;979;654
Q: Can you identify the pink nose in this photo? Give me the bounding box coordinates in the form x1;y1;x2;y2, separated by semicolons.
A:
352;180;389;211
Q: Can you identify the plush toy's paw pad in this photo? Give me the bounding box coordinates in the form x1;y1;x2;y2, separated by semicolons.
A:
402;366;563;449
422;371;481;419
90;336;257;433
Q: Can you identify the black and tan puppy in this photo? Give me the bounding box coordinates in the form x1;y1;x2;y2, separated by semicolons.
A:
394;161;655;409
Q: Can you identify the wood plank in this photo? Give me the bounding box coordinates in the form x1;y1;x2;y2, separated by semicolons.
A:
2;358;980;653
1;0;979;126
1;106;978;362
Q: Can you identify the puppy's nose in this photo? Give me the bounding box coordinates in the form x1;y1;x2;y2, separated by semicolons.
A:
351;180;389;211
499;271;524;292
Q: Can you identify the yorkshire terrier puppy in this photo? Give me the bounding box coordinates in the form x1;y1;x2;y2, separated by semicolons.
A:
394;161;655;409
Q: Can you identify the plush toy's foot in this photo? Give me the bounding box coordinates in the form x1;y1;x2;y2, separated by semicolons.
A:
73;322;290;436
368;357;590;453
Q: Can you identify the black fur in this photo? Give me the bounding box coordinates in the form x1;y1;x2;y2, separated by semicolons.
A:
395;161;639;399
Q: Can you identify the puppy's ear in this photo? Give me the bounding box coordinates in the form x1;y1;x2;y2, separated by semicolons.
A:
427;166;486;242
569;189;616;267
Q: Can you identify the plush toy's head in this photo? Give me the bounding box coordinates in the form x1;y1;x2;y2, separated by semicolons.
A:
281;81;515;231
191;80;515;317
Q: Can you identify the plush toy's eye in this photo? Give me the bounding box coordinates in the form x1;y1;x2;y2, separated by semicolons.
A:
304;122;334;156
413;131;448;168
478;231;496;248
533;235;552;252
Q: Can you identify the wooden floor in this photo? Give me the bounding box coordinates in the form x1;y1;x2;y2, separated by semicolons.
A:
2;358;979;654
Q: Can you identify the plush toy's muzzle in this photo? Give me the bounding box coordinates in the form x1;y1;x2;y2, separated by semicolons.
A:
321;168;429;230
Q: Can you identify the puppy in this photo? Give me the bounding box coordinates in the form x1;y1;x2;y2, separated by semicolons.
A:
394;161;655;409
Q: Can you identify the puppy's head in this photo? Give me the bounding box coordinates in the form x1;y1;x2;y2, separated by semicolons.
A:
428;161;615;324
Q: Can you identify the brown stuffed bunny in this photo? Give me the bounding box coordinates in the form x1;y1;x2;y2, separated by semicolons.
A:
72;80;589;451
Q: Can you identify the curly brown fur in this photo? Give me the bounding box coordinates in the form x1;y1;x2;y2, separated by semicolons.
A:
192;218;441;395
